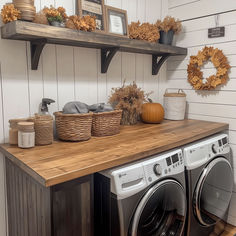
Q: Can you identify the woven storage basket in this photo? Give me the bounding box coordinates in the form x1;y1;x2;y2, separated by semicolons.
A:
92;110;122;137
33;115;53;145
54;112;93;141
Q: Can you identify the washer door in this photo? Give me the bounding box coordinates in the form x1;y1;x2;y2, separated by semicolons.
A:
193;157;233;226
130;179;186;236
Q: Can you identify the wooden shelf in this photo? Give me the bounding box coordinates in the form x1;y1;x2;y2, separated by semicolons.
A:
1;21;187;74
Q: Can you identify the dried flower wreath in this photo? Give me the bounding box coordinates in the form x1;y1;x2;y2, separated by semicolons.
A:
128;21;160;42
187;46;230;90
1;4;21;24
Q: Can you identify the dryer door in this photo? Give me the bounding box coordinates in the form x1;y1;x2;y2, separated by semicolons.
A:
193;157;233;226
130;179;186;236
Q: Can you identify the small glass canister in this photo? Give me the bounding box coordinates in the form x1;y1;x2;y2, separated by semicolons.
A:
18;122;35;149
9;118;28;145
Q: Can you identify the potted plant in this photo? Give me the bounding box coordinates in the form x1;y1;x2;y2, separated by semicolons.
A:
1;4;21;24
156;16;182;45
43;6;67;27
109;82;150;125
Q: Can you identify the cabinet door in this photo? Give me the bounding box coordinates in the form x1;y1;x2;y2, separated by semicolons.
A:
52;175;94;236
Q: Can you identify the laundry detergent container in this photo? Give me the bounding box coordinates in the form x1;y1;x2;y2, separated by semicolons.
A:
164;89;186;120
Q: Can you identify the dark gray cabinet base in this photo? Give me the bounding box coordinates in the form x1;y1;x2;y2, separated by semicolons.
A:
5;158;94;236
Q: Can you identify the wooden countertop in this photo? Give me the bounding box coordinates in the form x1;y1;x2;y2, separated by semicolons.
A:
0;119;228;187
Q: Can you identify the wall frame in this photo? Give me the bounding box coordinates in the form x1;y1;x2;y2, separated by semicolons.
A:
77;0;106;32
105;6;129;37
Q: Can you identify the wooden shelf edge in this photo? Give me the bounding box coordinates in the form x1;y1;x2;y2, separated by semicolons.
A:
1;21;188;74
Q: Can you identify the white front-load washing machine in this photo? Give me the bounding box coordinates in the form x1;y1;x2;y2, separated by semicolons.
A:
183;134;234;236
94;149;187;236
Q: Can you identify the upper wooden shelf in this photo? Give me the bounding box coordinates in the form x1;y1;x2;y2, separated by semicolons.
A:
1;21;187;74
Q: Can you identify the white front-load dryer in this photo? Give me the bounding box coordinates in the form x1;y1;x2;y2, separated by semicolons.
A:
94;149;187;236
183;134;234;236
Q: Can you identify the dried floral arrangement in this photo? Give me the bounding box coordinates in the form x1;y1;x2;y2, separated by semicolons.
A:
65;15;96;32
128;21;160;42
109;81;151;125
1;4;21;24
33;11;49;25
187;46;230;90
157;16;182;34
43;6;67;23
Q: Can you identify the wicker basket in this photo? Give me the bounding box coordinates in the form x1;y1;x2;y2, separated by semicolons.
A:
92;110;122;137
33;115;53;146
54;112;93;141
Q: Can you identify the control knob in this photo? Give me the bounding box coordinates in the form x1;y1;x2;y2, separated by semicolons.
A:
211;144;217;154
153;164;162;176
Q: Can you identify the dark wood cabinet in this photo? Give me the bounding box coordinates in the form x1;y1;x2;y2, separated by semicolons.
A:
5;158;94;236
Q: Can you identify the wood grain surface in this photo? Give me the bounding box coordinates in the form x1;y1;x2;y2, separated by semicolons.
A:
0;119;228;187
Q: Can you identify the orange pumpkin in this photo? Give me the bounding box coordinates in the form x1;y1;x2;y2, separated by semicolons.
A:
141;103;165;123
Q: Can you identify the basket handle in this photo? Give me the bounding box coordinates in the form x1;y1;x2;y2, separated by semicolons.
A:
165;89;185;94
178;89;185;94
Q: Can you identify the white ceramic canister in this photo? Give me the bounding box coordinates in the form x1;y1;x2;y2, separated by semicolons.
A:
163;89;186;120
18;122;35;148
9;118;28;145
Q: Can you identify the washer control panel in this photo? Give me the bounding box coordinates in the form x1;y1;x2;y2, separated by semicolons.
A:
101;149;184;199
143;149;184;185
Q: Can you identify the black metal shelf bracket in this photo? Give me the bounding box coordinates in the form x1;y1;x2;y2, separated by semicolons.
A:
152;54;170;75
30;39;47;70
101;47;119;73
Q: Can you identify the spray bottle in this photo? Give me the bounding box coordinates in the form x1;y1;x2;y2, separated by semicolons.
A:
39;98;55;115
38;98;57;140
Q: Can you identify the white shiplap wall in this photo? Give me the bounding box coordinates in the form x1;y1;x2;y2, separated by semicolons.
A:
0;0;167;235
162;0;236;225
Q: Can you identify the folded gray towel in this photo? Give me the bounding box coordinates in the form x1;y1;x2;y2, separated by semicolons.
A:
63;101;89;114
89;103;114;113
63;102;114;114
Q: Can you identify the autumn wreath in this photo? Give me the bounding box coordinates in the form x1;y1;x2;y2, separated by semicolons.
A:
187;46;230;90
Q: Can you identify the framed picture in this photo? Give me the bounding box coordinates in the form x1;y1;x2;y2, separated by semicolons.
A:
105;6;129;37
77;0;106;32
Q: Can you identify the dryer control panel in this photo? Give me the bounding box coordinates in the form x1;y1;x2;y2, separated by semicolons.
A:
184;134;230;170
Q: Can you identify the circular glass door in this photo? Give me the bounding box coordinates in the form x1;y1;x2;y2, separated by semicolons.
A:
130;179;186;236
193;157;233;226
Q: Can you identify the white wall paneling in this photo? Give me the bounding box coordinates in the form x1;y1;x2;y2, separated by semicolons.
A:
168;0;200;10
0;0;167;234
168;0;236;21
163;1;236;225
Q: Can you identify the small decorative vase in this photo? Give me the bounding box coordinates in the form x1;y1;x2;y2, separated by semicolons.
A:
50;21;64;27
121;110;139;125
159;30;174;45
